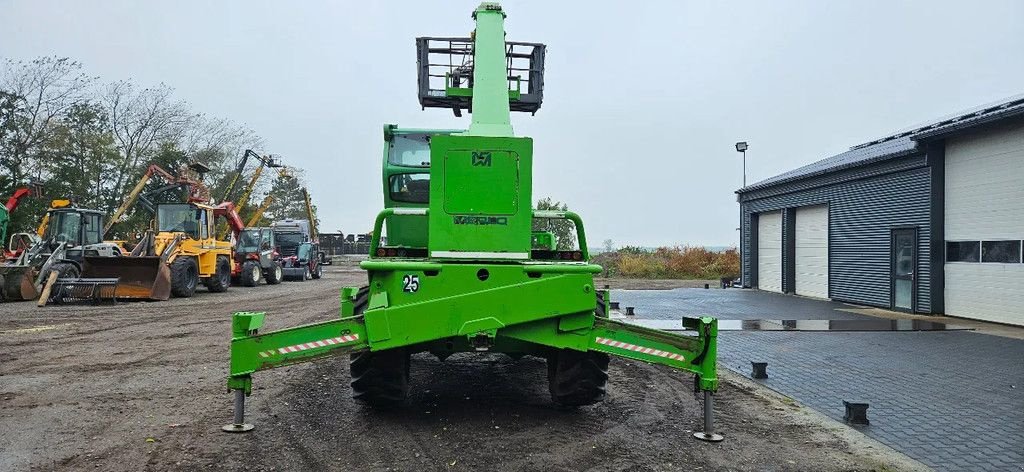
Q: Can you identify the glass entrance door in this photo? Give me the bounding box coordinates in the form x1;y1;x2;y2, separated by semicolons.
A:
891;228;917;311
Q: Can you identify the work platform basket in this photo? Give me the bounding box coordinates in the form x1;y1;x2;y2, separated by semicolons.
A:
416;37;546;115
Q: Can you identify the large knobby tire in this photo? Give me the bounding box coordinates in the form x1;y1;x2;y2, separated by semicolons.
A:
170;257;199;298
350;348;411;407
206;255;231;293
265;262;283;285
240;260;261;287
547;349;610;407
547;294;611;406
347;287;410;406
48;262;81;281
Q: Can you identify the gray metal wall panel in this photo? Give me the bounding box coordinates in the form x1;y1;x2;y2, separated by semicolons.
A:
740;159;933;312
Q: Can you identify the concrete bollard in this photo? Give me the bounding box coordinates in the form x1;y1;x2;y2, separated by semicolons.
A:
843;401;870;426
751;362;768;379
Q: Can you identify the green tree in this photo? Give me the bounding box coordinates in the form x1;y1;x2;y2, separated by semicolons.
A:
532;197;576;250
265;173;308;221
40;102;119;206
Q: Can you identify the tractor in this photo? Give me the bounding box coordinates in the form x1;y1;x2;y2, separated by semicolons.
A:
224;3;721;441
232;226;283;286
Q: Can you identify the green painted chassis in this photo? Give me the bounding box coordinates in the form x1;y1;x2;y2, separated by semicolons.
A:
226;210;719;397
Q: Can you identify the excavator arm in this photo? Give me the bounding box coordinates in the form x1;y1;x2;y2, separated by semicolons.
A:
220;149;257;204
105;163;211;236
5;184;39;212
302;188;317;242
213;202;247;240
106;164;177;234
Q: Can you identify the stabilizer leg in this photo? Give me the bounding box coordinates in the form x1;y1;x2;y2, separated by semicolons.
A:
222;388;254;433
693;389;724;441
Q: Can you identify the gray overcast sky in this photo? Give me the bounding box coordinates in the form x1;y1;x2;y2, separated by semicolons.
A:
2;1;1022;247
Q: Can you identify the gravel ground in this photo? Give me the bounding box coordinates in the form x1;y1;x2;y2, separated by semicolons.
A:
0;264;923;471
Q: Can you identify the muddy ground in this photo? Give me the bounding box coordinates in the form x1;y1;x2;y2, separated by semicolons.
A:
0;261;922;471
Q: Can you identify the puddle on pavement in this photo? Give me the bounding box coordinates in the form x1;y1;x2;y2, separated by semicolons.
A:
618;318;974;332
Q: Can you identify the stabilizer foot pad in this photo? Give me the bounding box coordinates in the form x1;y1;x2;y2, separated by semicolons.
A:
221;423;255;433
693;432;724;442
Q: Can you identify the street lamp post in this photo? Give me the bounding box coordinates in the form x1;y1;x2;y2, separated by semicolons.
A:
735;141;748;288
735;141;748;188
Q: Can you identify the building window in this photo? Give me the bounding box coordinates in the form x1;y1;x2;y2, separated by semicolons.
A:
946;241;980;262
981;240;1022;263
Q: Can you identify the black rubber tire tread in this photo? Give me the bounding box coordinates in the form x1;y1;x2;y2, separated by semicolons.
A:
170;257;198;298
206;255;231;293
240;260;260;287
265;262;283;285
311;263;322;279
348;286;409;406
547;349;610;407
48;262;81;280
350;348;410;407
595;290;608;318
546;294;610;406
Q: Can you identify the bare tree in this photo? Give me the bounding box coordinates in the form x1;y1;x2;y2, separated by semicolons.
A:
0;57;94;188
102;80;193;209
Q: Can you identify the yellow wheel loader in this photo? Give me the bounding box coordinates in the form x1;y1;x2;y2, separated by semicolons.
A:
70;202;243;301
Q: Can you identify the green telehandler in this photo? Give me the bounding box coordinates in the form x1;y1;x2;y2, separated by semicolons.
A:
224;3;722;441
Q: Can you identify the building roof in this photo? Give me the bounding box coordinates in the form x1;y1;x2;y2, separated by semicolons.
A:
737;94;1024;193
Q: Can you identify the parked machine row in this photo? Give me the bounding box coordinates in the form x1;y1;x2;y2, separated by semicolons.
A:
0;157;324;304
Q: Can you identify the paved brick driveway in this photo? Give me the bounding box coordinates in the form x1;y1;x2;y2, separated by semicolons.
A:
613;288;1024;471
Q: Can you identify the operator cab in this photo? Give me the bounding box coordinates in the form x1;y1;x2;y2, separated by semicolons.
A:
387;132;431;204
237;228;269;253
156;203;208;240
382;127;461;251
43;208;103;248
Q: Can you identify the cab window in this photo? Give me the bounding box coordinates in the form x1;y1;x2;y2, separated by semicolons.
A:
83;213;101;246
389;174;430;204
157;204;201;239
388;134;431;167
45;211;82;246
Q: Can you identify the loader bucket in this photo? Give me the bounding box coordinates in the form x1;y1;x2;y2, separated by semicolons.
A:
82;256;171;301
0;265;39;301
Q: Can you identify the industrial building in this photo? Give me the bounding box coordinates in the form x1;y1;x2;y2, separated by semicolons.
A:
737;95;1024;326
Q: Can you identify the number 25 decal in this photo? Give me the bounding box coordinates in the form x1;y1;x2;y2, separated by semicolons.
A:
402;274;420;293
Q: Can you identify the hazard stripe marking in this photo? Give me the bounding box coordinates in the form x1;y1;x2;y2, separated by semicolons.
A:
594;337;685;362
258;334;360;358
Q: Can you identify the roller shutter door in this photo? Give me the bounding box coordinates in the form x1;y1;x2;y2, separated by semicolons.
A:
757;211;782;292
795;205;829;299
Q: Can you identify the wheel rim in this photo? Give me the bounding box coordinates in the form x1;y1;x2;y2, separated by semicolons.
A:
251;265;260;281
275;266;282;280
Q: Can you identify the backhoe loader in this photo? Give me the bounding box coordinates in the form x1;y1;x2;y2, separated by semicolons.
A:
64;201;244;301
